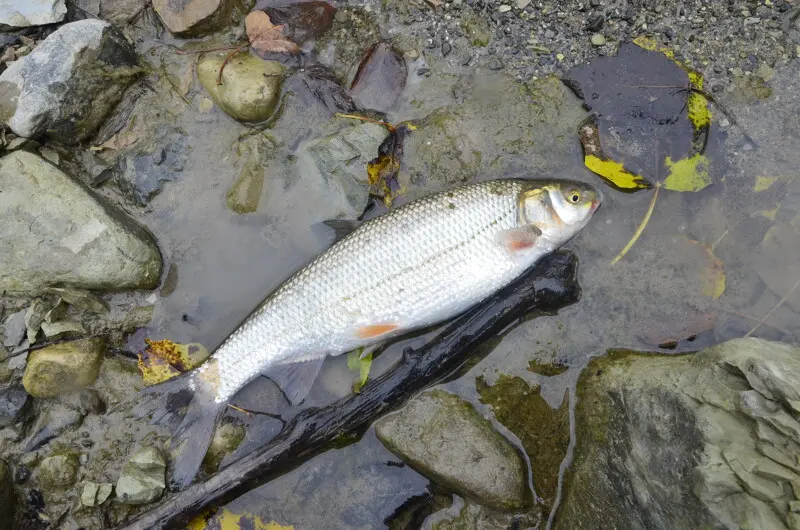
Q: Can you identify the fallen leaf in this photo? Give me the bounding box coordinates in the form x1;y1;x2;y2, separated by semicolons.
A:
367;122;415;206
245;11;301;56
578;115;650;190
347;348;372;393
263;2;336;44
137;339;210;385
188;508;293;530
662;153;711;192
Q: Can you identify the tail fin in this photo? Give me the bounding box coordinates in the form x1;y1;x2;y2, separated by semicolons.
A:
166;378;226;491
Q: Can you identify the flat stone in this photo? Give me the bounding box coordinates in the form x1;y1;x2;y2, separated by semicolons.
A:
0;19;138;143
153;0;235;37
375;390;529;511
22;338;105;398
81;481;113;507
0;151;162;295
0;386;31;428
115;447;166;505
197;52;285;122
0;0;66;29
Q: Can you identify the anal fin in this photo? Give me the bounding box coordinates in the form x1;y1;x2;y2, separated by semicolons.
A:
265;357;326;406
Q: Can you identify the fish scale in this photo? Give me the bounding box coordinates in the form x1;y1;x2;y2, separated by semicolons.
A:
206;180;569;401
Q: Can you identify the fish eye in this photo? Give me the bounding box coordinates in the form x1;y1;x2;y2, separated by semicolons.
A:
567;190;581;203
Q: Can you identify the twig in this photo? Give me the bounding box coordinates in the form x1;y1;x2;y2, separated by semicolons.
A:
217;45;249;86
335;113;397;133
714;306;792;336
171;44;246;56
2;334;103;360
611;183;660;265
744;279;800;338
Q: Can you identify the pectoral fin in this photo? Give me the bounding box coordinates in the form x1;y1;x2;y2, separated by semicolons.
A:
265;357;326;406
354;323;400;339
494;226;541;253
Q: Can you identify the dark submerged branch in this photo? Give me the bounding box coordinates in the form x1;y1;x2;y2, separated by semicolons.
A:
117;251;582;530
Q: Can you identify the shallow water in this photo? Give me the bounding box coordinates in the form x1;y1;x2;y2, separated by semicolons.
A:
95;4;800;528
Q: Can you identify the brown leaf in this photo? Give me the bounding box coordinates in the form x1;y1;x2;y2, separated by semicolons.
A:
245;10;301;56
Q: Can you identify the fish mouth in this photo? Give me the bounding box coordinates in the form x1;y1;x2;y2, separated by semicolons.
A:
590;199;600;213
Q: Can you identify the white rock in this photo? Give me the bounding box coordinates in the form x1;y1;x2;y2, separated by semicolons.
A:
0;0;66;29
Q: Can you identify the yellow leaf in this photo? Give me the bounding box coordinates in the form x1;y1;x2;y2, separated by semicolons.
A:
189;508;293;530
584;155;650;190
137;339;210;386
754;176;783;192
662;154;711;192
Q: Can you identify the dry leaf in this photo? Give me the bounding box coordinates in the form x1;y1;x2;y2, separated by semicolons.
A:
245;11;301;56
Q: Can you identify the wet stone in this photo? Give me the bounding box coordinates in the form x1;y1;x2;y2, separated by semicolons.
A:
0;19;138;143
0;385;31;427
115;447;166;505
153;0;235;37
22;338;105;398
375;390;530;511
0;0;66;29
116;126;189;206
36;454;78;489
80;481;112;507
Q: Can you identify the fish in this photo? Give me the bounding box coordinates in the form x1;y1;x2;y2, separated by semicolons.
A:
151;178;600;490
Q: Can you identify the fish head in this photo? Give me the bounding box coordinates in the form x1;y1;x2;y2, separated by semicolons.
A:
519;180;600;247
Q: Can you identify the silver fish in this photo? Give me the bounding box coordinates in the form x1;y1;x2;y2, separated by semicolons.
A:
159;178;600;489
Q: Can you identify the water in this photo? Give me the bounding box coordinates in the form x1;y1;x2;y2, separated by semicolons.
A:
86;5;800;529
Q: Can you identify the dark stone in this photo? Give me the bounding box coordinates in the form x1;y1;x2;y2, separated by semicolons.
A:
586;13;604;32
0;386;31;428
442;41;452;56
488;57;504;70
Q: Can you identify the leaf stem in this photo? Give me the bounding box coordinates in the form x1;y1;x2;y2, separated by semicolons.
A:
610;182;660;265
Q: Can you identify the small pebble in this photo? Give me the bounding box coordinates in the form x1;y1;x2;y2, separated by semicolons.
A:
14;466;30;484
516;0;531;8
442;42;452;56
488;57;504;70
498;4;511;12
591;34;606;46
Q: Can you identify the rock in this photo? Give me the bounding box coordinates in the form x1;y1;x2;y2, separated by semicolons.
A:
25;298;54;343
80;481;113;507
116;125;189;206
0;0;66;29
461;14;492;47
555;338;800;530
55;389;105;415
590;33;606;46
2;310;26;349
0;386;31;428
0;19;138;143
36;454;78;489
303;121;389;217
0;151;163;294
203;420;245;472
40;320;86;339
153;0;234;37
349;42;407;113
317;7;381;82
197;51;285;122
375;390;530;511
226;136;270;214
22;338;105;398
44;288;108;315
0;460;14;529
115;447;166;505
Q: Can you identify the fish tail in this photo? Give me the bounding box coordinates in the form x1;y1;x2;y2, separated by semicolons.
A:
166;379;225;491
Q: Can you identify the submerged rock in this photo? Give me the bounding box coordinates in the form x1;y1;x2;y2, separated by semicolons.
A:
0;0;66;29
153;0;235;37
555;338;800;530
304;121;389;216
0;19;138;143
36;453;78;489
24;403;85;452
115;447;166;505
226;137;271;214
203;420;246;472
2;310;26;349
0;151;162;294
0;386;31;428
197;51;285;122
349;42;407;113
22;338;105;398
375;390;529;511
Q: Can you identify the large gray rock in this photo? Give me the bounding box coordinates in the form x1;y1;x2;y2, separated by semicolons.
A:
0;0;66;29
0;151;162;295
556;338;800;530
115;447;165;505
0;19;138;143
375;390;530;511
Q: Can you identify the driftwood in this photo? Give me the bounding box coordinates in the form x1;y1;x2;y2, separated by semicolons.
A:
117;251;581;530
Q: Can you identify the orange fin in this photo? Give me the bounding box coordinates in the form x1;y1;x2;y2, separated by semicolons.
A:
355;323;400;339
495;226;541;253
